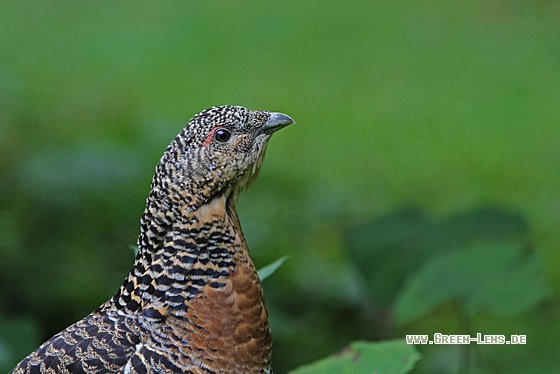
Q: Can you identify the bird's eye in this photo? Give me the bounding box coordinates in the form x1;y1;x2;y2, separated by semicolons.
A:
214;128;231;143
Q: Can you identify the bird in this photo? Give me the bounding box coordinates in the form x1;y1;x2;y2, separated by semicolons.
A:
10;105;295;374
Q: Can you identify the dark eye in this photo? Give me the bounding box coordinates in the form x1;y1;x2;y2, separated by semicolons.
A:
214;128;231;143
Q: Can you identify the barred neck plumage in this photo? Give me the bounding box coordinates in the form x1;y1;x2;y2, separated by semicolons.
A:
109;188;243;315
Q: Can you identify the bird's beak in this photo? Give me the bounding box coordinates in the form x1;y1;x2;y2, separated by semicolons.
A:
260;112;295;135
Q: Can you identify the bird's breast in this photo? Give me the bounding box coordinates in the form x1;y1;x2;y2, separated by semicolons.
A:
171;254;272;372
150;195;272;372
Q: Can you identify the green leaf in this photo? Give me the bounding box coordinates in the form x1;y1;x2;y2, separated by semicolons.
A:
395;241;552;324
346;208;527;304
288;340;420;374
129;245;139;256
257;256;290;281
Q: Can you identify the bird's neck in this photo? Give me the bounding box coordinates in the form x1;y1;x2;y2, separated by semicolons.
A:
102;191;272;370
106;192;247;316
99;192;272;369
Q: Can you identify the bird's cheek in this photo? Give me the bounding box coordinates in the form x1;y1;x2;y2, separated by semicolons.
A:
229;135;253;153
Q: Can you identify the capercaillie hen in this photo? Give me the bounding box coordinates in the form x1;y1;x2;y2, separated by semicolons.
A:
10;105;294;374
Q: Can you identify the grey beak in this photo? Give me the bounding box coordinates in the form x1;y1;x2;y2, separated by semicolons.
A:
260;112;295;135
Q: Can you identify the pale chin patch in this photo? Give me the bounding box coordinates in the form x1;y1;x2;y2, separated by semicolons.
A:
227;139;270;206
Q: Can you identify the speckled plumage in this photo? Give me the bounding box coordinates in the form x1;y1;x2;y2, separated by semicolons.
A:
10;105;294;374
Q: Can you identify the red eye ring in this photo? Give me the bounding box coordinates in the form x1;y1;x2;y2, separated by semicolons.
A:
202;127;232;146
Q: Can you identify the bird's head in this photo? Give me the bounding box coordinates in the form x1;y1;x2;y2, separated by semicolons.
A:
151;105;294;214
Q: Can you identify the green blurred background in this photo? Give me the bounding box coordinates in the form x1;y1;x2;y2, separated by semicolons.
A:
0;1;559;373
